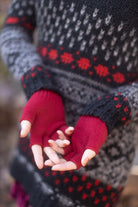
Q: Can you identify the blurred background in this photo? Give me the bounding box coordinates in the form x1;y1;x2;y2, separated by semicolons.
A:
0;1;138;207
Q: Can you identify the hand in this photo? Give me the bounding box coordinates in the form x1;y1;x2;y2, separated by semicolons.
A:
45;116;108;171
20;89;71;169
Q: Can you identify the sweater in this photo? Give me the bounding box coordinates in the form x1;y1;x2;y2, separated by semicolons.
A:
0;0;138;206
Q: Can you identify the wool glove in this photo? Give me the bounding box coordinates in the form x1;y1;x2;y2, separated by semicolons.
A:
64;116;108;169
20;89;69;147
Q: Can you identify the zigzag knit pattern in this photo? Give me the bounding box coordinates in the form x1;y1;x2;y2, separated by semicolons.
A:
0;0;138;206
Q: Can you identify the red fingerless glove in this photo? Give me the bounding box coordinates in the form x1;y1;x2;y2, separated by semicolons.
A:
64;116;108;169
20;89;68;147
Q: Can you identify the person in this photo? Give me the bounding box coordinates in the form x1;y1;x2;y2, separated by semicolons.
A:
0;0;138;206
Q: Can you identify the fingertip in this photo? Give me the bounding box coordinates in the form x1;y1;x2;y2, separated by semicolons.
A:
37;163;43;170
65;126;74;135
81;158;89;167
20;130;26;138
48;139;54;143
64;140;70;145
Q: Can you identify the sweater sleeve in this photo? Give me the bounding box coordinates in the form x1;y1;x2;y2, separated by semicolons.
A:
81;82;138;133
0;0;55;99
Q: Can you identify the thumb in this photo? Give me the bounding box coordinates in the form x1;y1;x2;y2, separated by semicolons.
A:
20;120;31;138
81;149;96;167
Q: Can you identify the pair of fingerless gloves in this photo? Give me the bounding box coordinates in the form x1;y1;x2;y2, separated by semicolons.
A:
20;89;108;169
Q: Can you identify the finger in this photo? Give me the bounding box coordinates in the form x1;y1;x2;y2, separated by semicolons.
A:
57;130;66;140
44;159;55;166
31;145;44;169
55;139;70;147
44;147;60;164
52;161;77;171
48;140;65;155
20;120;31;137
81;149;96;167
65;126;74;135
45;158;65;166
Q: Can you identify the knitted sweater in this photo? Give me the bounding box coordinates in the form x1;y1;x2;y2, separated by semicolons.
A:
0;0;138;206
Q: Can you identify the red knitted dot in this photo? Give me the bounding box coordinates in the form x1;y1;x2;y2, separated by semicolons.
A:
93;57;97;61
81;174;87;181
68;187;74;192
105;203;110;207
89;71;93;75
107;78;111;82
115;104;122;108
86;183;92;189
123;97;127;102
77;186;83;191
37;67;42;71
82;193;88;200
31;72;36;77
23;23;34;30
61;52;74;64
94;198;100;204
64;177;69;183
41;47;47;57
112;65;115;69
6;17;19;24
60;171;64;175
121;117;126;121
124;106;129;112
72;65;76;69
72;175;78;182
94;64;109;77
111;192;115;198
55;179;60;185
113;72;125;84
56;60;59;64
48;49;58;60
21;76;24;81
60;47;64;50
45;171;49;176
107;185;111;191
76;51;80;55
52;171;56;176
102;196;107;201
129;112;132;116
90;190;96;197
114;97;119;101
77;58;91;70
95;179;100;186
125;120;130;125
25;74;29;79
23;84;26;88
99;188;104;194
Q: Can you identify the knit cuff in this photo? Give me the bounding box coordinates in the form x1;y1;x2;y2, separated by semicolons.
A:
20;65;57;99
81;93;132;133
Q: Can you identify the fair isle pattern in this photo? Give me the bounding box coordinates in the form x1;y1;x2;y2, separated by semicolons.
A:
11;139;124;207
0;0;138;207
37;44;137;86
36;0;138;72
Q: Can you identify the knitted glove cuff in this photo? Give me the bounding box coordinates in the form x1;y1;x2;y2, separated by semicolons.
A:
81;93;132;133
20;65;57;99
